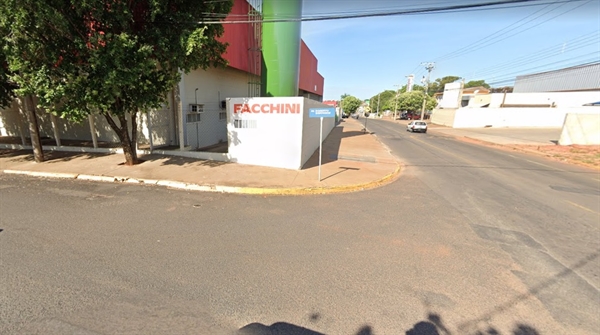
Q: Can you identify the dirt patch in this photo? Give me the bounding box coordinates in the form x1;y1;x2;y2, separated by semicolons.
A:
457;136;600;170
511;144;600;170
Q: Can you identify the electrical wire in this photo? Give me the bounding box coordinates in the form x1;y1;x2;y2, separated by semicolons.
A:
196;0;577;24
433;2;563;62
485;56;600;85
440;0;594;63
469;32;599;78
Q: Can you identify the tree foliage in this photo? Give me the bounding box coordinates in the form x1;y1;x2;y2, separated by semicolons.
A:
368;90;396;112
397;91;437;112
341;95;362;114
1;0;232;165
464;80;490;89
0;24;16;108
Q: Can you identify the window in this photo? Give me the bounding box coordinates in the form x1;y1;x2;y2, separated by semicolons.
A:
186;113;201;123
189;104;204;113
219;111;227;121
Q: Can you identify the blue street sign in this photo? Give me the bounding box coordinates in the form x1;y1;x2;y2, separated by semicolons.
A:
309;107;336;118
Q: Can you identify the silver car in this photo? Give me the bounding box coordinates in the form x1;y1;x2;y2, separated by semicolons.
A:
407;121;427;133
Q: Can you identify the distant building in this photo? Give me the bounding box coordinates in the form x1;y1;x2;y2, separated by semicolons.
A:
513;62;600;93
434;85;490;108
323;100;338;107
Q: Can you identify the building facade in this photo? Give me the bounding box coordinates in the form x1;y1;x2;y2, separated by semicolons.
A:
0;0;325;153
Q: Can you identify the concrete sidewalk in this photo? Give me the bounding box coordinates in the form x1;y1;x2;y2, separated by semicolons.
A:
0;118;400;195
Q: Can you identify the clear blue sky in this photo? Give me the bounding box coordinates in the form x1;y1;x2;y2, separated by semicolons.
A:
299;0;600;101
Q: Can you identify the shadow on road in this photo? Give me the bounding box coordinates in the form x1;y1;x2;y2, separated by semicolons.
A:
236;313;540;335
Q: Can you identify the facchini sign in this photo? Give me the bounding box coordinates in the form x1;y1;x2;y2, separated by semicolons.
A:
227;97;305;170
309;107;336;181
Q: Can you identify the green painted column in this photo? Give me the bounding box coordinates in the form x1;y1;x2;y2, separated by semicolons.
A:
261;0;302;97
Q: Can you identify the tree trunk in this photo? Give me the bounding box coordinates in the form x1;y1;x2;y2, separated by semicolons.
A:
103;113;138;166
23;95;44;163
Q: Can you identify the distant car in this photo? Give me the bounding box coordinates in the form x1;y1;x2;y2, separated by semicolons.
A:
398;112;409;120
342;113;349;118
408;113;421;120
407;121;427;133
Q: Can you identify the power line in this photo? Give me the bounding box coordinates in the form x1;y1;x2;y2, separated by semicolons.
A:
434;0;591;63
197;0;576;24
470;32;599;78
485;56;600;86
433;0;564;62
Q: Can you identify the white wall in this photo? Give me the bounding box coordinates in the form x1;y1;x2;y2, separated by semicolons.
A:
227;97;304;169
559;112;600;145
182;66;248;149
301;99;336;167
430;108;457;127
0;100;26;138
450;107;600;128
488;91;600;108
0;97;167;145
226;97;334;170
0;65;248;150
440;82;463;109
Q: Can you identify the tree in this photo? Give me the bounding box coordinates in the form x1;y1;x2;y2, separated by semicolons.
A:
369;90;396;113
0;22;45;162
397;91;436;113
0;50;16;109
464;80;490;89
427;76;461;96
1;0;232;165
341;95;362;114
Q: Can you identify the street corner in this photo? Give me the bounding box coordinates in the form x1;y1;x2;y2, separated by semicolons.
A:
233;162;402;196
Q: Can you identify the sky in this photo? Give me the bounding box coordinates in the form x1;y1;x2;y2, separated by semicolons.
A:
298;0;600;101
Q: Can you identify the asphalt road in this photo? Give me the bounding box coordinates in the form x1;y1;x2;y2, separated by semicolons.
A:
1;120;599;335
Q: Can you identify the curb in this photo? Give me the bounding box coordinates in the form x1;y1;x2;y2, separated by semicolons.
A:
2;163;401;196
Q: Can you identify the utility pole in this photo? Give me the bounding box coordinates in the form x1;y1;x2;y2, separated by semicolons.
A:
376;93;380;115
420;62;435;121
393;84;401;120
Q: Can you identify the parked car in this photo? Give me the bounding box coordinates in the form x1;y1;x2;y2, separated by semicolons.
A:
407;121;427;133
408;112;421;120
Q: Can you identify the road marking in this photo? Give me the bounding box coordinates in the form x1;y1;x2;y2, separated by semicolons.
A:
566;201;599;214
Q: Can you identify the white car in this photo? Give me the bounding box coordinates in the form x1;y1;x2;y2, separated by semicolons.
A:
407;121;427;133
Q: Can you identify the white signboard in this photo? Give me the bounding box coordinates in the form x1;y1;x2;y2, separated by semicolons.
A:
227;97;304;170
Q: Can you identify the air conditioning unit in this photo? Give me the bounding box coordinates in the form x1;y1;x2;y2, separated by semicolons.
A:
189;104;204;113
